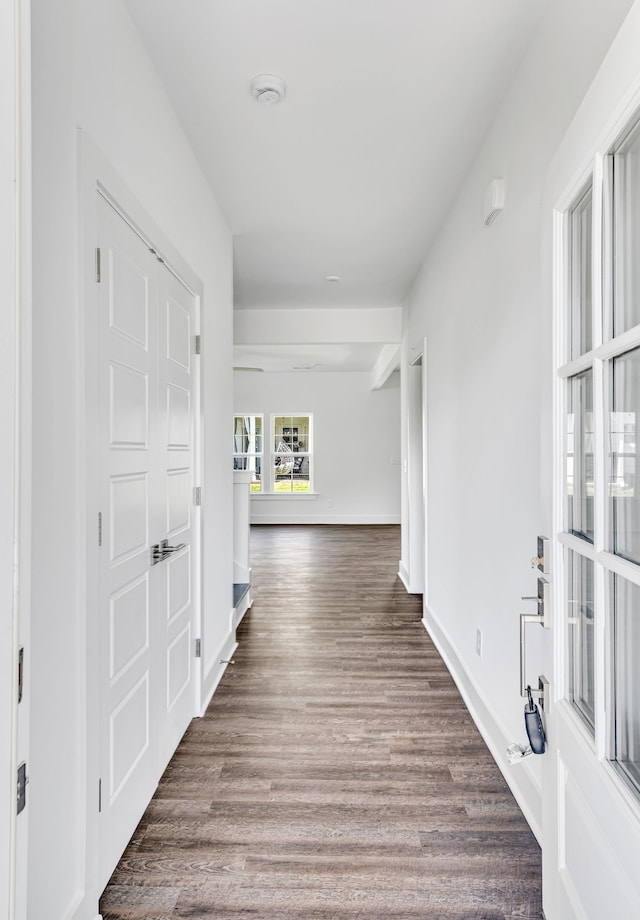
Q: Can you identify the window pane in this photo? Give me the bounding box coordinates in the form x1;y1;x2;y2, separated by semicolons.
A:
233;455;262;492
570;184;593;358
611;349;640;563
613;575;640;795
567;552;595;733
233;415;262;453
566;371;594;541
613;120;640;335
233;415;263;492
273;456;311;492
273;415;310;453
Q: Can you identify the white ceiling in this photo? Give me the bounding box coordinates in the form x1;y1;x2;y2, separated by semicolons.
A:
123;0;548;369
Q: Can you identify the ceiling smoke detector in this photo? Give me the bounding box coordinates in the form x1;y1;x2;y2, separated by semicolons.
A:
251;74;286;105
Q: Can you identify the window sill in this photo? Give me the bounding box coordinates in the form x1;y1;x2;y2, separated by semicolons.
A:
250;492;319;500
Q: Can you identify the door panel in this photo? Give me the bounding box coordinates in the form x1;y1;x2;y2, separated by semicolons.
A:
167;468;191;534
167;385;191;447
167;622;191;709
158;267;196;764
109;574;149;680
98;197;159;885
110;363;148;447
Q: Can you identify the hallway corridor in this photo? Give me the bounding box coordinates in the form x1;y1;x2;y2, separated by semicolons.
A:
100;525;542;919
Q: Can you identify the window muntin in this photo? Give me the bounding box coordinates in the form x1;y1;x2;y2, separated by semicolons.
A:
613;120;640;336
611;348;640;563
272;415;312;493
612;575;640;796
570;183;593;358
566;371;594;543
233;414;263;493
567;551;595;733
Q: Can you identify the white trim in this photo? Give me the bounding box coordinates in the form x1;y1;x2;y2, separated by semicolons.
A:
250;492;318;500
250;514;401;525
198;634;238;717
397;560;410;592
2;2;31;916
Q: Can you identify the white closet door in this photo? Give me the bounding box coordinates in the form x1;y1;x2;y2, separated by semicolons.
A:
95;192;198;889
97;196;161;885
157;265;196;766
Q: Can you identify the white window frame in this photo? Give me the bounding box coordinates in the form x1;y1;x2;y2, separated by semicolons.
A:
269;412;314;494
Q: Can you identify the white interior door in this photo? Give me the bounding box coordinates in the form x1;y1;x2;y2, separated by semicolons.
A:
541;79;640;920
96;194;197;888
97;197;161;885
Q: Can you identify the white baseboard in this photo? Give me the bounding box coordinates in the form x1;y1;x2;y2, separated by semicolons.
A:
250;514;401;525
422;603;542;844
398;560;410;590
398;559;423;594
199;630;238;717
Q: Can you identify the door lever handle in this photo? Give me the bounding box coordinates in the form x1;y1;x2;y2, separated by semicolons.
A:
151;540;186;565
159;539;186;555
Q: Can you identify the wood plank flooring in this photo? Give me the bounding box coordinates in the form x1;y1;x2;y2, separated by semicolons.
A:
100;524;542;920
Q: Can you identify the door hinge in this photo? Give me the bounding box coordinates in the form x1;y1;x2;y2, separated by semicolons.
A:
194;334;201;355
18;647;24;703
95;247;101;283
98;511;103;547
17;762;28;815
195;638;202;658
193;486;202;506
98;778;102;813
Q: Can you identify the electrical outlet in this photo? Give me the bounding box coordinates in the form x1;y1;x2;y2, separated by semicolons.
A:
476;628;483;658
327;498;333;508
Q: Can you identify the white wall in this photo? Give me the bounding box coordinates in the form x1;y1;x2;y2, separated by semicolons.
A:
235;306;402;345
403;0;634;835
29;2;233;918
234;371;401;524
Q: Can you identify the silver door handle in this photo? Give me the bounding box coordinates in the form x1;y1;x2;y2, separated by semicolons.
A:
161;540;186;554
150;540;186;565
520;612;545;700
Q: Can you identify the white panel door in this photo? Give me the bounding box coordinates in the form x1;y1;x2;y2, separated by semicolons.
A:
97;196;161;886
157;266;196;766
95;196;198;889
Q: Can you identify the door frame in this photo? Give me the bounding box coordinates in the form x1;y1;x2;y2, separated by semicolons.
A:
542;19;640;918
78;133;204;908
1;2;31;917
400;337;428;595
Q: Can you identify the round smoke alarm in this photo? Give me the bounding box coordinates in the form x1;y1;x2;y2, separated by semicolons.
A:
251;74;286;105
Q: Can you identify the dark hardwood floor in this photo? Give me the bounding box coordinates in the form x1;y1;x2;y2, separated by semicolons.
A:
100;524;542;920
